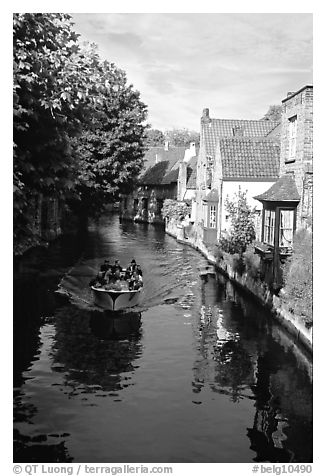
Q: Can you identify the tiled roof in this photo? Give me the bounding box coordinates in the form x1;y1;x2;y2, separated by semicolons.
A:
142;146;186;171
202;119;280;156
139;146;186;185
161;167;179;184
186;156;197;189
265;122;282;138
140;161;170;185
219;137;280;179
254;174;300;202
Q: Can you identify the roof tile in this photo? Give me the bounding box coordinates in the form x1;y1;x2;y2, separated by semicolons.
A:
254;174;300;202
219;137;280;179
203;118;280;156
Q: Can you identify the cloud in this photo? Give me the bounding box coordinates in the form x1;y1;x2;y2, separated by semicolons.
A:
71;13;313;130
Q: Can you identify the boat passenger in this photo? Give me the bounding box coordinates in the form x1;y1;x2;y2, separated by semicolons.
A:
125;259;137;279
104;267;113;282
105;270;123;291
112;259;123;274
129;271;143;290
135;264;143;277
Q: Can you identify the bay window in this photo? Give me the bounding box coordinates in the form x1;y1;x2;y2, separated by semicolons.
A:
263;209;275;246
279;209;294;248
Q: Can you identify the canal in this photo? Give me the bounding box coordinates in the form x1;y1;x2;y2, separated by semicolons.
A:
13;214;313;463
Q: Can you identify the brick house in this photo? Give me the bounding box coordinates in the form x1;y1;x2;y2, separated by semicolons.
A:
254;85;313;287
195;109;280;244
120;142;197;224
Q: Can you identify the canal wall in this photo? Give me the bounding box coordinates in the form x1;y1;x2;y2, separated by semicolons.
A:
165;218;312;354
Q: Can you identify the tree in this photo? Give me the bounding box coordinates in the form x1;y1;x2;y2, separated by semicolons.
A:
13;13;148;247
164;128;200;147
73;72;148;217
261;105;282;122
219;188;256;254
144;128;164;146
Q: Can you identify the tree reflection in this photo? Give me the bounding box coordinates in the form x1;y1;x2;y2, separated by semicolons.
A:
14;429;73;463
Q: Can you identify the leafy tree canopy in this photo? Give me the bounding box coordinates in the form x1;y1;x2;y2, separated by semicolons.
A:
144;128;165;146
261;105;282;122
13;13;148;244
164;128;200;147
219;188;256;254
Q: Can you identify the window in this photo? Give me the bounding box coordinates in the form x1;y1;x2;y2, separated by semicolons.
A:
279;209;294;248
133;199;138;212
287;116;297;162
209;205;217;228
263;209;275;246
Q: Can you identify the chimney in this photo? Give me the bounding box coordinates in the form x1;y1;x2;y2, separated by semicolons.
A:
164;140;169;151
201;108;210;123
155;153;161;164
189;142;196;156
232;126;244;137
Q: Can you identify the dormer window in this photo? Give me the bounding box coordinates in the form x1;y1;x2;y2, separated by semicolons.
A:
287;115;297;163
207;156;214;169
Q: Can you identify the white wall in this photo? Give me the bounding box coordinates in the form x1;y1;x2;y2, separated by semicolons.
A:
221;181;276;234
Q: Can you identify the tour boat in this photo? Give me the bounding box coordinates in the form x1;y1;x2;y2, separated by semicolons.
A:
91;285;143;311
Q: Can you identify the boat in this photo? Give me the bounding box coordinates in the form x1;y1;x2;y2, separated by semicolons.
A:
91;285;143;311
90;264;143;311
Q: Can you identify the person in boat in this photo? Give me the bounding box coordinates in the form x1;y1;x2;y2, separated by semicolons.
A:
104;266;113;282
125;259;137;279
101;260;112;272
105;269;123;291
135;264;143;277
112;259;123;274
129;271;143;290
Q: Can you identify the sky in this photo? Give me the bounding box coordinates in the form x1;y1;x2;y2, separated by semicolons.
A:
71;13;313;132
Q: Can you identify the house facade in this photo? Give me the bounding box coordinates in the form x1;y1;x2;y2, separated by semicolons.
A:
120;142;197;224
254;85;313;287
194;109;280;245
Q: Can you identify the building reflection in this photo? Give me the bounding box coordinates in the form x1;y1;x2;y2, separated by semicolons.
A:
193;272;312;462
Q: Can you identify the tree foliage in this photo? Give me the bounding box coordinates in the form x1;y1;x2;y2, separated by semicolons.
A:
144;128;165;146
281;229;312;326
219;189;256;254
161;199;191;221
261;105;282;122
164;128;200;147
13;13;148;246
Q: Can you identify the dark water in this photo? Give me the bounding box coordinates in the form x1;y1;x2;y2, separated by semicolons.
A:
13;214;313;463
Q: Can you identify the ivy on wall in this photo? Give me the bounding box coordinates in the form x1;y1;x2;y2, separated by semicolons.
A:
161;199;191;221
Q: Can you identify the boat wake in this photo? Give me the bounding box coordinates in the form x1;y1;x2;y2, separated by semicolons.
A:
56;255;202;314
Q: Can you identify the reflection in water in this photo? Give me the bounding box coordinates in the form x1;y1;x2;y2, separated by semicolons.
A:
192;274;312;462
52;306;143;393
13;214;312;463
